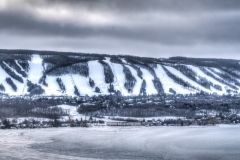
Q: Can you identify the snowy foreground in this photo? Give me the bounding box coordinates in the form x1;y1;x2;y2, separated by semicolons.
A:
0;125;240;160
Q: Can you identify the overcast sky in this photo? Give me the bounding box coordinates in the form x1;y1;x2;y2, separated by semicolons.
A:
0;0;240;59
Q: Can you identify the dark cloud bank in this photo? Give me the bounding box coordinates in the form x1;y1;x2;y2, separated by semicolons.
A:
0;0;240;59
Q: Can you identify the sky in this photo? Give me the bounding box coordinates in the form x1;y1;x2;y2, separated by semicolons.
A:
0;0;240;59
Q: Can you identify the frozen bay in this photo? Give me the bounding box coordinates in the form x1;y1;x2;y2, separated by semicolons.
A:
0;125;240;160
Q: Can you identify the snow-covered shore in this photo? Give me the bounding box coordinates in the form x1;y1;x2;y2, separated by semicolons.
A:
1;125;240;160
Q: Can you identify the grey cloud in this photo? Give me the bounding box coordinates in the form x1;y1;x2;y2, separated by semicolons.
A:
0;0;240;58
1;9;240;45
23;0;240;13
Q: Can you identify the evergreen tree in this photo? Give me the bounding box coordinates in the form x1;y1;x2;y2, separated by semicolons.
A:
108;84;115;93
3;119;11;129
95;87;101;93
0;84;5;92
74;86;80;96
89;78;95;88
140;80;146;96
6;77;17;91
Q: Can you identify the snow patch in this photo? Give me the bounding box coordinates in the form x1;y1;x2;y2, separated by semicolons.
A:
155;65;193;94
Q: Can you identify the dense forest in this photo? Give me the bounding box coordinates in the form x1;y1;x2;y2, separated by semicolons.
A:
1;92;240;119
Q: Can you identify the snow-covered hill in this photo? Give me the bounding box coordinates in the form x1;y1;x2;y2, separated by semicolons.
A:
1;49;240;97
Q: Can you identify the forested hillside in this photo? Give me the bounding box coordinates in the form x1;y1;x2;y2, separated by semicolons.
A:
0;49;240;97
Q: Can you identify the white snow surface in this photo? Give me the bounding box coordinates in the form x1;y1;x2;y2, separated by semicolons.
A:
126;65;142;95
164;65;209;93
45;75;70;96
0;67;24;95
57;104;93;121
111;63;128;95
141;68;158;95
211;67;222;73
155;65;193;94
103;59;121;93
72;74;95;96
1;124;240;160
110;63;142;96
187;65;228;94
58;104;80;116
88;60;109;94
206;67;239;91
28;55;43;84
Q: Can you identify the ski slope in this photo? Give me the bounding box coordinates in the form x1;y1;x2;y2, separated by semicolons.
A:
111;63;129;95
155;65;194;94
187;65;229;94
0;67;24;95
88;60;109;94
1;53;240;96
141;68;158;95
0;63;25;95
126;65;142;95
28;55;43;84
164;66;210;93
